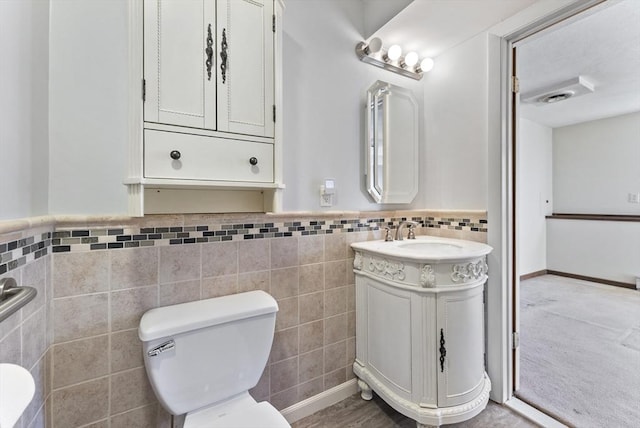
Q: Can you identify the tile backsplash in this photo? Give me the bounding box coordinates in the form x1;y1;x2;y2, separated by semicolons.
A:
0;210;487;427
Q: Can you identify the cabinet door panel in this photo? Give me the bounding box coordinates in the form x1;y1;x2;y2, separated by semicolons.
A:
144;129;273;182
144;0;216;129
437;286;485;407
217;0;274;137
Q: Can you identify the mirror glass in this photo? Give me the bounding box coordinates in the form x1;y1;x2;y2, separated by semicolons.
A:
366;80;419;204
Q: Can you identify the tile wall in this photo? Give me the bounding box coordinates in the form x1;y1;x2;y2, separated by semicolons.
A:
0;211;487;427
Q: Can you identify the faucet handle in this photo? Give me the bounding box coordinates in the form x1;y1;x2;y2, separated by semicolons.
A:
407;224;416;240
383;227;394;241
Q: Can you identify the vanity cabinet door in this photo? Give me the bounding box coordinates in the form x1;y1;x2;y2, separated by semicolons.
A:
216;0;274;138
436;285;485;408
144;0;217;129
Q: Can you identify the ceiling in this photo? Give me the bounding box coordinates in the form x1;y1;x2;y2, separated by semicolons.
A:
517;0;640;128
368;0;640;129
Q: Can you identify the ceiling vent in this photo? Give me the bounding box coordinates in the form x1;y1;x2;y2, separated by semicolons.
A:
521;76;594;105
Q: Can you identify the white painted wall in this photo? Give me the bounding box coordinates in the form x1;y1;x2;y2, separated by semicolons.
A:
547;219;640;284
281;0;426;212
553;111;640;215
517;118;553;275
48;0;129;215
422;33;489;210
0;0;49;220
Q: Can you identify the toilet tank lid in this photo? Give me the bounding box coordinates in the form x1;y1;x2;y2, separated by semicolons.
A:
138;290;278;342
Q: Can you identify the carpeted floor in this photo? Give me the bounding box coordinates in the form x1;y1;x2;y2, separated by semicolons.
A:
519;275;640;427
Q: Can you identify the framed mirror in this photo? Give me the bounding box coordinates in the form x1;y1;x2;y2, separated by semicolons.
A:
365;80;419;204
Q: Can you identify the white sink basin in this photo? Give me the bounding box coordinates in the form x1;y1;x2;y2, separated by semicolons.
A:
351;235;492;262
0;364;35;428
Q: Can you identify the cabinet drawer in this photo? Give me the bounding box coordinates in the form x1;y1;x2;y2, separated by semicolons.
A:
144;129;273;182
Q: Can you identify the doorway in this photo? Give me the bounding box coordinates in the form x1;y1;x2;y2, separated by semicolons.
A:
510;0;640;425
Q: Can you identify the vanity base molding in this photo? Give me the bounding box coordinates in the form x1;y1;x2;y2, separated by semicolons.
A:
354;364;491;427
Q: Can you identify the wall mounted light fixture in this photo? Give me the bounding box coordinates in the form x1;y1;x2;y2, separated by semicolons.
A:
356;37;434;81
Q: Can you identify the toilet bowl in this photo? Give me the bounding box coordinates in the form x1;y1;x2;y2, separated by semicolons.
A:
139;291;290;428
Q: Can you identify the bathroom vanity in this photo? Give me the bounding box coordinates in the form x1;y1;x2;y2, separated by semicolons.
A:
351;235;492;427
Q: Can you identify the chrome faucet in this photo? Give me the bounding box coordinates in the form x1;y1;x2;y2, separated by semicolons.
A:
395;221;418;241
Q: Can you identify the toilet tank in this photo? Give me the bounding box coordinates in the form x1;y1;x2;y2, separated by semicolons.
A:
139;291;278;415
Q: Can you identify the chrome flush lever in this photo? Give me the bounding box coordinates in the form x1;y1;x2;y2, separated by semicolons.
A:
147;340;175;357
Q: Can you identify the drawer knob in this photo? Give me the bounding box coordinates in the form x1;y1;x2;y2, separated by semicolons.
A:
170;150;181;160
249;157;258;166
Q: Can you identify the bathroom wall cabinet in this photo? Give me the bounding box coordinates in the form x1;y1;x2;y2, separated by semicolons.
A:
126;0;284;215
352;244;491;427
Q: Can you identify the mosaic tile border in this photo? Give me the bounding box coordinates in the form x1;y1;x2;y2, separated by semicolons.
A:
0;232;51;275
0;216;487;262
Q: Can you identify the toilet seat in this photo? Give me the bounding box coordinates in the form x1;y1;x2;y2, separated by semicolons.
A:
185;401;290;428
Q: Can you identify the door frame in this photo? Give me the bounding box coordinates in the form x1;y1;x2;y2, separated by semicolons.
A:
487;0;606;422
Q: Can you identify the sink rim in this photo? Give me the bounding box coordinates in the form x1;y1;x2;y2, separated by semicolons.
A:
351;236;492;263
0;363;36;428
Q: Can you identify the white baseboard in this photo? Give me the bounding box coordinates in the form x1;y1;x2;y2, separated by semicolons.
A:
505;397;567;428
280;379;358;424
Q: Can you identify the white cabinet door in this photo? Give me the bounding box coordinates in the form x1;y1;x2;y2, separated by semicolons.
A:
436;286;485;407
216;0;274;137
144;0;216;129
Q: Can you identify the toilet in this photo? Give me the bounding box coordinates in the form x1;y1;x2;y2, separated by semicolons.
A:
138;290;291;428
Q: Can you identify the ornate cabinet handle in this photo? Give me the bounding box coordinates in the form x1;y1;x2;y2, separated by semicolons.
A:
220;28;228;83
206;24;213;81
440;328;447;372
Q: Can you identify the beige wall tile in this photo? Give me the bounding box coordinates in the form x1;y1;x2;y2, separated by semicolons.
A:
324;368;346;390
298;235;324;265
202;241;238;277
111;247;158;290
324;340;346;374
271;267;298;299
110;367;156;415
347;337;356;365
250;367;270;401
271;237;298;269
202;275;238;298
0;327;21;365
346;283;355;312
299;263;323;294
54;293;108;343
22;307;46;369
324;287;346;317
159;244;200;284
53;335;109;389
324;233;346;262
111;329;143;373
0;304;21;343
275;296;298;331
271;327;298;363
298;377;323;401
270;357;298;394
324;314;347;345
325;260;347;289
270;386;298;411
53;251;109;297
299;320;323;354
238;270;270;293
159;280;200;306
23;356;45;426
347;260;355;285
347;311;356;338
52;377;109;427
111;286;158;332
299;349;323;383
111;404;158;428
22;257;46;319
345;231;371;259
299;291;323;324
238;240;270;273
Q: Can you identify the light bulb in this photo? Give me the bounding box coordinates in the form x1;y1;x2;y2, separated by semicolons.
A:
387;45;402;61
365;37;383;55
404;52;419;68
419;57;435;73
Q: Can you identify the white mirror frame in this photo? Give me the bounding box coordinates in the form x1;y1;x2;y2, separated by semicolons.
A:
365;80;419;204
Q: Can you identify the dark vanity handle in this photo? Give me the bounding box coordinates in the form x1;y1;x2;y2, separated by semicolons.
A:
220;28;228;84
440;328;446;372
249;157;258;166
205;24;214;81
170;150;181;160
